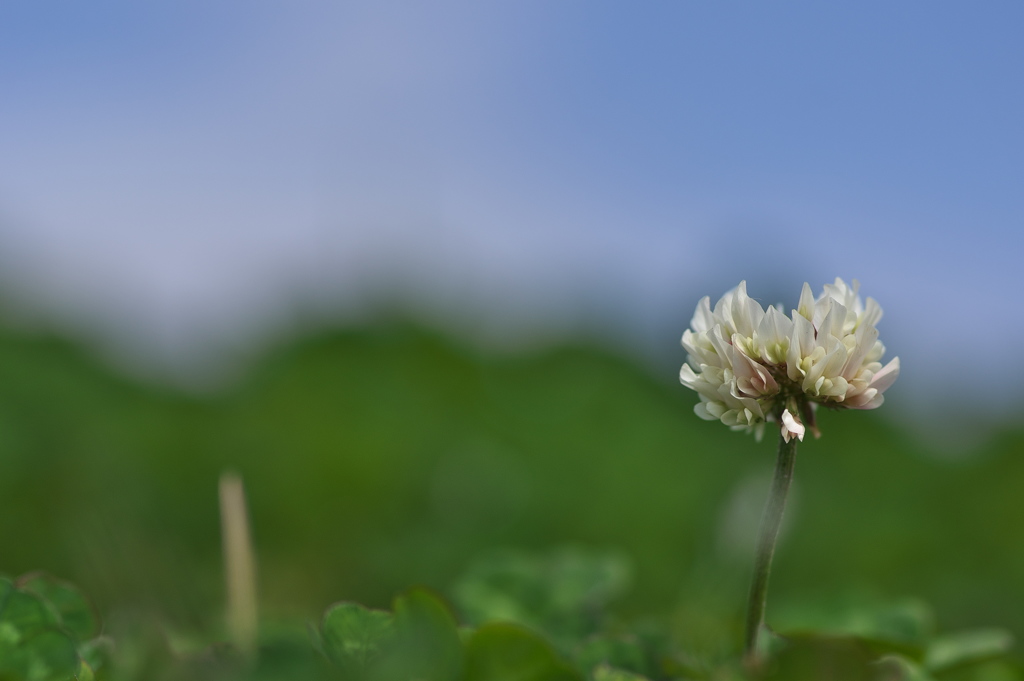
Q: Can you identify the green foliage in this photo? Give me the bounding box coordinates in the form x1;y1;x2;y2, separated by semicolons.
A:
378;588;464;681
2;318;1024;642
17;574;99;644
463;624;581;681
312;587;580;681
760;595;1020;681
1;538;1021;680
315;602;393;671
0;573;106;681
453;548;630;646
590;664;650;681
925;629;1015;674
2;318;1024;678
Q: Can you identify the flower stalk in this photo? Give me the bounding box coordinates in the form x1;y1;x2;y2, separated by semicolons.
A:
220;472;258;659
743;430;798;666
677;278;899;667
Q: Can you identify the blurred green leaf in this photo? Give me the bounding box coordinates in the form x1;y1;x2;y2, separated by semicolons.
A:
366;587;463;681
923;628;1013;672
76;637;113;677
453;548;630;644
591;663;650;681
464;623;582;681
0;581;61;641
773;595;934;656
0;628;79;681
757;633;879;681
318;601;394;671
249;624;333;681
572;635;650;678
17;573;99;642
873;655;938;681
74;660;95;681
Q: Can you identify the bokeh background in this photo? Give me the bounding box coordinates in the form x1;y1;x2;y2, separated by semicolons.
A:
2;0;1023;654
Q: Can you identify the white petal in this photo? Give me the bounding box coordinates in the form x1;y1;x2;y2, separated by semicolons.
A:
860;296;883;328
787;312;817;381
841;323;879;379
817;301;847;341
690;296;715;334
693;401;718;421
870;357;900;393
758;306;793;364
781;408;806;442
797;282;815;320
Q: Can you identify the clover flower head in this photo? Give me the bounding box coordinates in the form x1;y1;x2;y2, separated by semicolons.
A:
679;278;899;442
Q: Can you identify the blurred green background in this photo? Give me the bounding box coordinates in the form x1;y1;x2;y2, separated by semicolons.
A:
1;313;1021;650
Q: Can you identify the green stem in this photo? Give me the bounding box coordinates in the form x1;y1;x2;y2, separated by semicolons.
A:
743;432;799;665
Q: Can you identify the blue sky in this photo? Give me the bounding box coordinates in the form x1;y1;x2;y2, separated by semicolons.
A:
1;2;1022;417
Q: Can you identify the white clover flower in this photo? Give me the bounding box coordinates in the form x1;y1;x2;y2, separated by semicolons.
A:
680;278;899;442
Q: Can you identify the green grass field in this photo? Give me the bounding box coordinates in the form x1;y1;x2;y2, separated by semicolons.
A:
2;317;1022;678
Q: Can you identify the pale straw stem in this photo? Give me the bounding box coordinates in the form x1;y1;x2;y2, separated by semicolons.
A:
219;471;258;658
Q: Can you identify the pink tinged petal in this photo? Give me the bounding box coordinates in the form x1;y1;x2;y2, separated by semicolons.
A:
863;393;885;409
869;357;900;394
731;345;779;397
781;408;806;442
844;390;870;408
752;362;779;396
848;389;884;410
